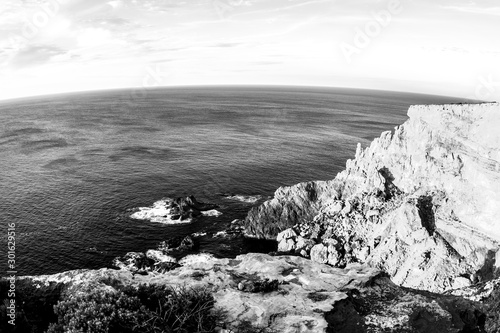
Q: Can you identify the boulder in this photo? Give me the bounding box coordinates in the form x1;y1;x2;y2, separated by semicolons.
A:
310;244;329;264
278;238;296;252
276;228;297;242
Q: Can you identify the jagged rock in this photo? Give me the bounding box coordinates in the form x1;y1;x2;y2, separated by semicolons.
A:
158;235;196;256
276;228;297;242
170;195;218;220
145;250;176;264
341;200;352;215
278;238;295;252
244;103;500;292
114;248;178;273
327;244;340;266
244;181;339;239
326;200;343;215
112;252;153;272
365;209;379;219
277;228;298;252
310;244;329;264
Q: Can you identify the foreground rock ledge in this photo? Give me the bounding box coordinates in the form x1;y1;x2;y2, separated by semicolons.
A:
25;253;494;333
245;102;500;293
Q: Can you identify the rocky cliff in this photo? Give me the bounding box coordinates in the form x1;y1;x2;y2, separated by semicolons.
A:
245;103;500;293
22;253;498;333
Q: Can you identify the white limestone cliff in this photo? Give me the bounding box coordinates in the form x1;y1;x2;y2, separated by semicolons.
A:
250;103;500;292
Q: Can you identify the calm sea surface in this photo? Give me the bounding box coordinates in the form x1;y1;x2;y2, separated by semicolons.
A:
0;86;466;275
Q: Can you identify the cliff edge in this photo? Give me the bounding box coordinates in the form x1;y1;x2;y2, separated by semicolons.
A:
245;103;500;292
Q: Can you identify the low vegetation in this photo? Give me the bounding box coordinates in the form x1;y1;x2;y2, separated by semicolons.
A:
0;278;224;333
0;278;65;333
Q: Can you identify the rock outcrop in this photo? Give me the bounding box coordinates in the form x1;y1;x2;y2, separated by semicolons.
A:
24;253;495;333
131;196;219;223
245;181;339;239
170;195;219;220
246;103;500;292
113;235;197;273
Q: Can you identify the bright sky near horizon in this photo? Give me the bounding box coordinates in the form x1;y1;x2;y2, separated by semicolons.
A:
0;0;499;101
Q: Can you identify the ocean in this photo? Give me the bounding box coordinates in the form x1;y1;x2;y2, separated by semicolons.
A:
0;86;465;275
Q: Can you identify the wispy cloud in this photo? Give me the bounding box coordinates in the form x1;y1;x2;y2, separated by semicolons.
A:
11;44;67;68
441;4;500;16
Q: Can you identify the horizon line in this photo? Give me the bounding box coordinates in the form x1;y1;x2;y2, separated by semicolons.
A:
0;83;488;104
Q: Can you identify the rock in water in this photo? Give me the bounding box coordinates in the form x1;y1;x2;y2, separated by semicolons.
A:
171;195;218;220
244;103;500;292
131;195;219;223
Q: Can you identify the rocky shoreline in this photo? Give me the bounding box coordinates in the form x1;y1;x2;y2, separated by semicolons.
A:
6;102;500;332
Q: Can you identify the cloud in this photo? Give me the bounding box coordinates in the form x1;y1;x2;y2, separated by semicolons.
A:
80;17;131;27
210;42;242;48
77;27;112;47
441;4;500;16
253;60;283;65
10;44;67;68
107;0;189;12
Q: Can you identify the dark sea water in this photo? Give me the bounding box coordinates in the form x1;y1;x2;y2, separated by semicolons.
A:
0;86;467;275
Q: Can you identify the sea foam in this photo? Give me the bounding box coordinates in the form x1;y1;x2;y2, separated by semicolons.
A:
225;194;262;204
201;209;223;217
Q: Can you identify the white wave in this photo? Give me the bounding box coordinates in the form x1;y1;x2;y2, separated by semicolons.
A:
225;194;262;204
213;230;228;238
179;253;216;268
146;250;176;264
130;199;192;224
201;209;222;217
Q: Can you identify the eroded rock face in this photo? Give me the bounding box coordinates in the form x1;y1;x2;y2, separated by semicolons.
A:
247;103;500;292
244;181;339;239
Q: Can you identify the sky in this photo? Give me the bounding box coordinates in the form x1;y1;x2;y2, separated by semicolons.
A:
0;0;499;101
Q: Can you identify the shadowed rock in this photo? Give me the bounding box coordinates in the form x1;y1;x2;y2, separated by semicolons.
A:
170;195;218;220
